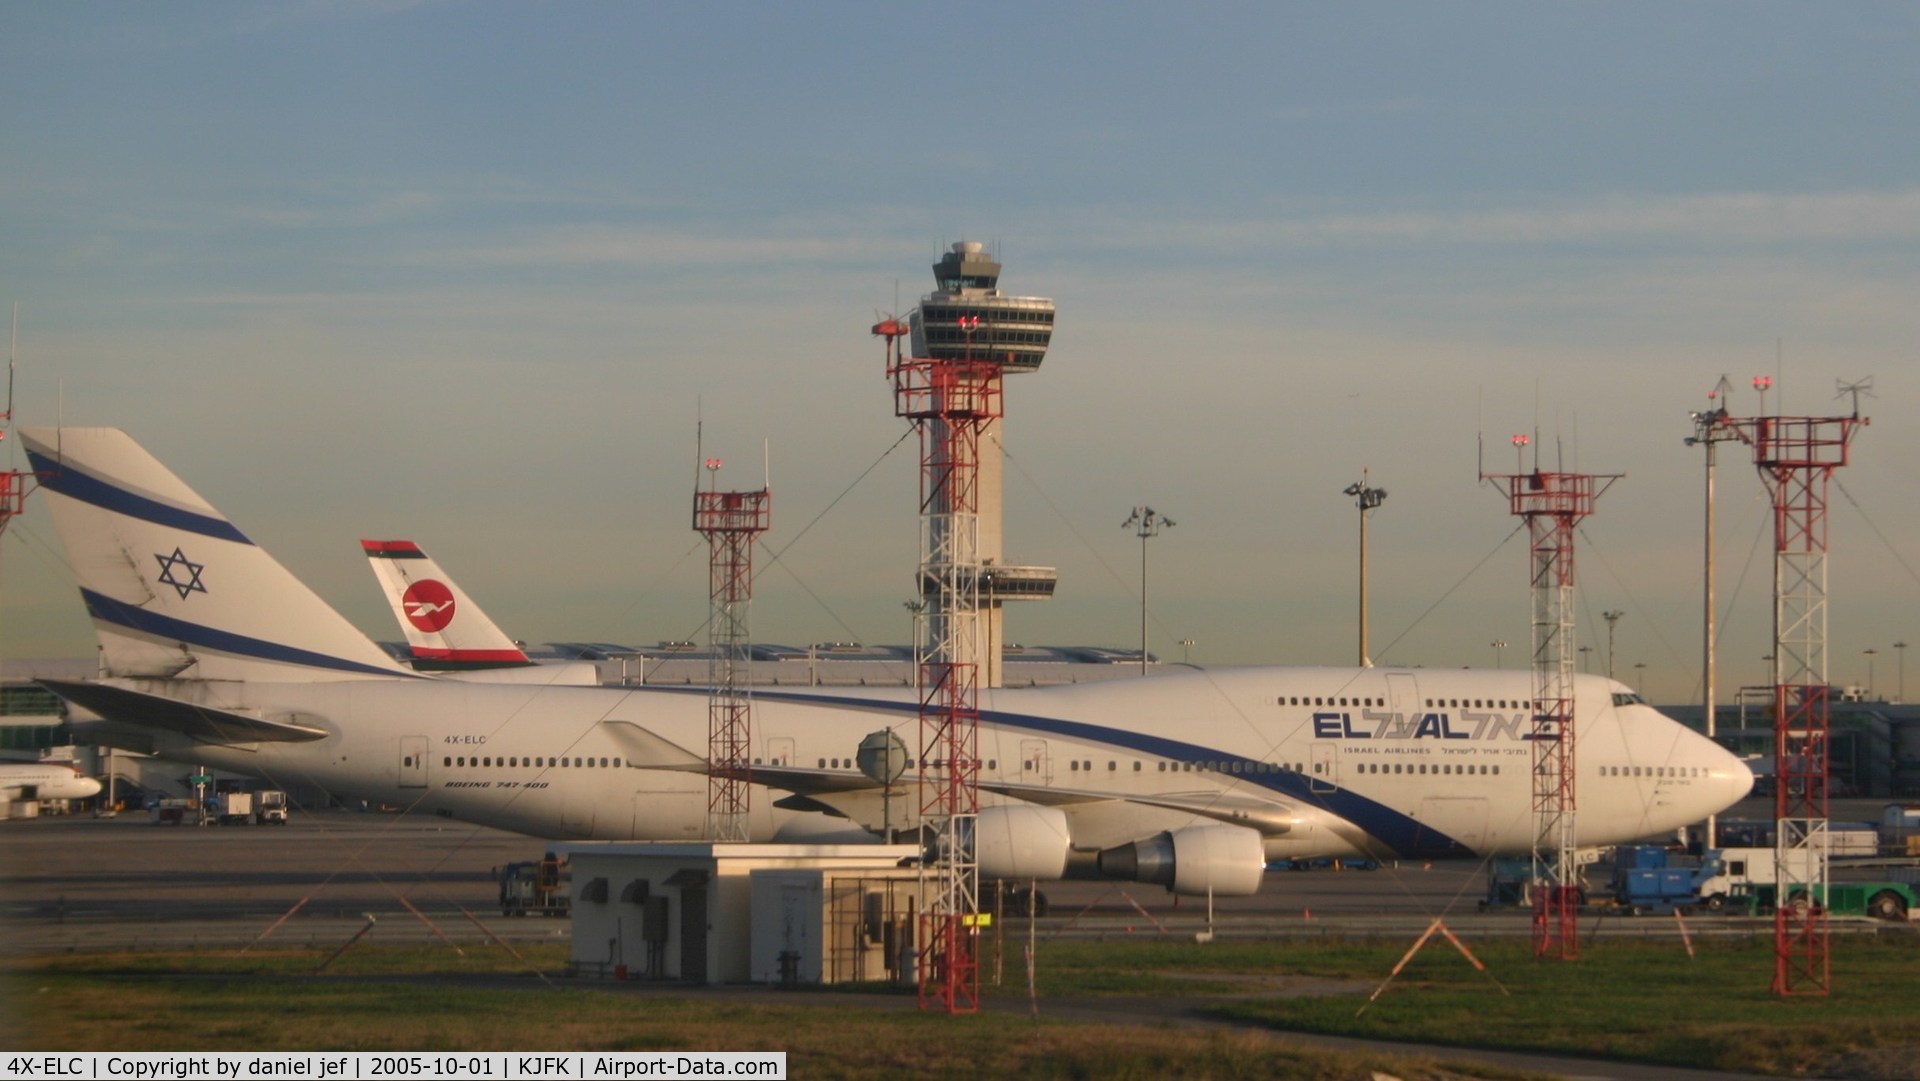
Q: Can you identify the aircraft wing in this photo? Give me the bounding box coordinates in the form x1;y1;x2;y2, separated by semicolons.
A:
39;679;329;745
979;781;1299;836
748;763;1297;837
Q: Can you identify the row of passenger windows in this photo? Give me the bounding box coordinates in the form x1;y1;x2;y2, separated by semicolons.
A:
1355;762;1500;776
816;755;1312;777
818;757;1000;770
1603;765;1706;778
443;755;619;769
1056;759;1310;776
1278;695;1536;710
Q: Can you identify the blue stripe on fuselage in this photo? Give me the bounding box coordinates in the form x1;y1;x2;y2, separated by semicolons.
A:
27;447;250;543
81;588;414;679
743;687;1472;859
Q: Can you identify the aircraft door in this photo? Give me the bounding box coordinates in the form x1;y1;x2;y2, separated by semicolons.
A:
766;737;795;767
1020;740;1052;785
1310;743;1338;794
1386;673;1419;713
399;736;428;789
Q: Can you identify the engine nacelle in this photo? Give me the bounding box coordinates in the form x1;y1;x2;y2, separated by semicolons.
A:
1096;823;1266;897
974;804;1072;882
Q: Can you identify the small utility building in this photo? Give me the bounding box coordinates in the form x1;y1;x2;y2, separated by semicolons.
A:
561;842;921;985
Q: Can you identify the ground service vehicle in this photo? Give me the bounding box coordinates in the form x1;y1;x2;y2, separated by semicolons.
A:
254;790;288;824
499;855;569;917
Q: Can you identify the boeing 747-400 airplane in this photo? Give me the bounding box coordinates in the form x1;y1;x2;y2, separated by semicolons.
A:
24;428;1750;896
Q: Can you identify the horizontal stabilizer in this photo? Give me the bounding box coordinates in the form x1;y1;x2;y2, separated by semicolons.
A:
40;679;328;745
599;720;706;770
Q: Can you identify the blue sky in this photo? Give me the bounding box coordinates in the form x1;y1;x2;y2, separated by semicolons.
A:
4;3;1918;704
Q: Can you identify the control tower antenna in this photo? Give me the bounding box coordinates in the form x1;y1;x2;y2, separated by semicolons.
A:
1484;438;1620;960
1724;377;1868;997
691;451;769;844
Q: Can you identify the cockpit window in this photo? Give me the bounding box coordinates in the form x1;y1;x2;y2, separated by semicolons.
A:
1611;691;1647;707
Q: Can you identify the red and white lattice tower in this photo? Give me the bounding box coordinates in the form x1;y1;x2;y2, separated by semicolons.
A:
2;307;44;542
1724;382;1866;996
692;462;769;844
0;449;36;540
1485;439;1617;959
875;314;998;1013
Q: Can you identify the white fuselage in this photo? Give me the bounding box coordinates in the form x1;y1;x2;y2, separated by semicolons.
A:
0;762;104;802
111;664;1749;861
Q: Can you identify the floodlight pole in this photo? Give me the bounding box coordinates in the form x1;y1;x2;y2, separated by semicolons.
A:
1123;506;1173;675
1687;376;1738;849
1897;641;1908;704
1603;610;1625;682
1344;472;1387;667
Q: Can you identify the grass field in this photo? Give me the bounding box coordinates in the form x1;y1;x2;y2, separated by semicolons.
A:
7;932;1919;1078
1038;933;1920;1078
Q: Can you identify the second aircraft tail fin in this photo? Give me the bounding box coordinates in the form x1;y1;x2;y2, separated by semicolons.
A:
362;540;532;670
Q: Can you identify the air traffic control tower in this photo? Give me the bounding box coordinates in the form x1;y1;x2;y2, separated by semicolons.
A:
908;241;1057;687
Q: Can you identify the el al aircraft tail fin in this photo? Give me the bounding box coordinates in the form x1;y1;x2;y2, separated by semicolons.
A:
362;539;532;670
20;428;413;682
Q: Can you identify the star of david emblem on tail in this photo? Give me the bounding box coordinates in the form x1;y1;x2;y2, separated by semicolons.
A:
154;547;207;600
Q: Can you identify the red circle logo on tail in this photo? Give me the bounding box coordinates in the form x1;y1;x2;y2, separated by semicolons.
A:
402;580;457;632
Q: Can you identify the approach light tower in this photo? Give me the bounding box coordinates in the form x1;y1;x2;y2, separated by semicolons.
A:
692;457;769;844
1484;435;1619;960
1719;376;1869;997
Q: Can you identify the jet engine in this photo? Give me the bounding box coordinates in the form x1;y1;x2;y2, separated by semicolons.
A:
1095;822;1266;896
974;804;1072;881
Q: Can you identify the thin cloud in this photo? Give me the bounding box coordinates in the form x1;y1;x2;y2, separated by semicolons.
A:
1064;188;1920;254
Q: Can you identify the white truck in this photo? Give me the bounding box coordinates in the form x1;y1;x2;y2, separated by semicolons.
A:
254;790;289;824
1711;846;1914;921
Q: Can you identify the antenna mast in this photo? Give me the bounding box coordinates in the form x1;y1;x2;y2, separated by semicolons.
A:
691;454;769;844
1724;376;1869;996
1484;435;1620;960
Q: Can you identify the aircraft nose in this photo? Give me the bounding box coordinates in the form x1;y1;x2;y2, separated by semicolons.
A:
1710;743;1755;809
78;776;104;798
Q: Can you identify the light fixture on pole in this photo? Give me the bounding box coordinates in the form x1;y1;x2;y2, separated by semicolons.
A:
1122;506;1173;676
1897;641;1909;704
1603;610;1625;682
1491;640;1507;669
1865;648;1879;700
1634;661;1647;693
903;600;925;691
1343;472;1387;667
1686;375;1738;792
